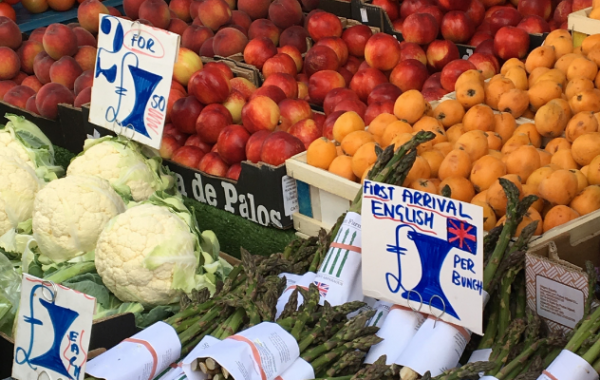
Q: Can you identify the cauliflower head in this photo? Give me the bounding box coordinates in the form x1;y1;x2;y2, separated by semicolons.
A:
0;155;43;236
95;203;199;306
32;175;126;263
0;132;34;168
67;136;173;201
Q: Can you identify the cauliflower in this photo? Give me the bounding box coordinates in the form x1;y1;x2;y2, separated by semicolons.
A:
0;155;43;236
95;192;232;306
0;133;34;167
67;136;174;201
32;175;126;263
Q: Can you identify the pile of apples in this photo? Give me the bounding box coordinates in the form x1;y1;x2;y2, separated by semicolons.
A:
0;1;118;119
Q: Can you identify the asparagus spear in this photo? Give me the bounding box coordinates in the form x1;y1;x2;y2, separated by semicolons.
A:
291;284;321;340
487;319;527;375
432;361;495;380
324;350;367;377
498;265;523;338
310;335;383;374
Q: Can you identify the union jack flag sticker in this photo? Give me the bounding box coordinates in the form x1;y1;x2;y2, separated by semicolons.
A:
447;218;477;254
314;281;329;298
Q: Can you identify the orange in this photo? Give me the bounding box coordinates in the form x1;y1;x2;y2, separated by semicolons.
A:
446;124;466;145
438;149;472;180
494;113;517;143
394;90;429;124
471;200;497;231
505;145;541;183
486;132;503;151
514;123;542;148
537;149;552;166
470;155;507;192
332;111;365;142
381;120;413;148
570;169;589;193
572;132;600;166
454;130;489;162
539;169;579;205
439;177;475;202
307;137;337;170
543;205;580;233
526;166;556;188
565;112;599;142
586;155;600;185
550;149;580;170
433;99;465;128
351;142;378;179
410;178;438;194
570;185;600;215
421;150;445;178
501;133;531;155
545;137;572;154
522;183;545;212
403;156;431;186
368;113;397;137
328;155;357;182
341;131;374;156
486;174;523;216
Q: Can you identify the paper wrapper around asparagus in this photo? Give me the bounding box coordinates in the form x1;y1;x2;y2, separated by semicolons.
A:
396;317;471;377
479;376;500;380
314;212;363;307
364;305;425;365
272;358;315;380
194;322;300;380
275;272;317;319
367;300;393;328
537;350;599;380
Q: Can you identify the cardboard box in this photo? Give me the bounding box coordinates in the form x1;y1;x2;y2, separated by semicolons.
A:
526;210;600;334
0;313;138;378
568;8;597;47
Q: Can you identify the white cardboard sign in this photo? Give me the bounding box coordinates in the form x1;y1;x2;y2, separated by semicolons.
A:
361;180;484;334
89;14;180;149
12;274;96;380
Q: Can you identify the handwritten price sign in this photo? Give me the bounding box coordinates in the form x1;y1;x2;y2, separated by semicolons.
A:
12;274;96;380
89;15;180;149
361;180;484;334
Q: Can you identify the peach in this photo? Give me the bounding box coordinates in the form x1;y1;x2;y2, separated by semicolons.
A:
306;11;343;41
260;131;305;166
243;38;277;69
279;98;312;130
73;46;96;72
196;104;233;143
166;88;186;123
168;18;188;36
43;24;78;60
138;0;171;29
0;47;19;80
399;42;427;65
223;90;246;123
0;16;22;50
74;86;92;107
323;87;359;115
308;69;345;105
364;33;401;71
188;68;230;106
403;12;439;45
390;59;429;92
262;53;297;78
0;80;16;100
189;0;202;19
316;37;349;66
238;0;270;20
73;27;97;47
182;25;214;53
18;41;44;74
107;6;121;16
217;125;250;165
48;0;75;11
278;45;302;73
36;83;75;119
74;70;93;95
242;95;281;133
169;0;192;22
364;101;394;125
249;85;287;104
29;27;47;44
198;0;232;31
426;39;460;72
344;56;362;74
49;56;82;90
21;76;43;92
333;99;368;120
230;77;257;100
77;0;109;33
342;25;372;58
204;62;233;80
367;83;402;105
199;38;215;57
349;68;388;103
213;27;248;57
322;110;344;139
268;0;303;29
289;119;321;149
4;85;36;108
12;72;27;85
26;95;39;114
280;25;310;53
230;11;252;32
304;45;340;77
263;73;298;99
172;96;204;134
173;47;202;86
22;0;49;14
248;19;280;46
338;67;353;85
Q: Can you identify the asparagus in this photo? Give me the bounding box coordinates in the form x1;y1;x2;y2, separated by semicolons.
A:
310;335;383;375
487;319;527;375
291;284;321;340
432;361;495;380
498;264;523;338
324;350;367;377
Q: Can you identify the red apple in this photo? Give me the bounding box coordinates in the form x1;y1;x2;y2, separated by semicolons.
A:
475;39;495;55
493;26;530;60
199;152;229;177
243;37;277;70
280;25;310;53
438;0;470;11
322;110;344;139
364;101;395;125
160;135;182;159
419;5;444;26
423;72;442;90
216;125;251;165
260;131;305;166
426;39;460;72
316;37;349;66
466;0;485;26
573;0;591;11
422;87;448;101
313;113;326;130
349;68;388;103
323;88;359;115
279;98;313;130
308;70;346;105
226;164;242;180
554;0;572;24
441;11;474;43
338;68;354;85
250;85;287;104
469;32;493;46
188;68;231;105
185;134;213;153
373;0;399;20
340;25;372;58
172;96;204;134
367;83;402;105
304;45;340;77
400;0;432;19
306;11;343;41
399;42;427;65
344;56;362;74
196;104;234;143
517;15;551;33
364;33;401;71
242;96;281;133
518;0;552;20
165;123;189;146
246;130;271;163
487;7;522;34
171;146;206;168
288;119;321;149
392;19;404;33
403;13;439;45
333;99;367;119
263;53;297;78
440;59;476;91
390;59;429;92
468;52;499;79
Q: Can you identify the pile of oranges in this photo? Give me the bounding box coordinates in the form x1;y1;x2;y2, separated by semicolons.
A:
306;29;600;236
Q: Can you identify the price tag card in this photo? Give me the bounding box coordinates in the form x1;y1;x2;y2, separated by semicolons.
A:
89;14;180;149
12;274;96;380
361;180;484;334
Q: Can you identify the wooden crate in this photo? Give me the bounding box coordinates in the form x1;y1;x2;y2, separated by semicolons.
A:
568;8;597;47
286;152;360;237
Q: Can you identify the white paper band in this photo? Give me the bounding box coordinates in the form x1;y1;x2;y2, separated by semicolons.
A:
274;358;315;380
537;350;599;380
467;348;492;363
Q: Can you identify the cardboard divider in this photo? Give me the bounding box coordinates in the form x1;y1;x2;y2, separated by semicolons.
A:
568;8;596;47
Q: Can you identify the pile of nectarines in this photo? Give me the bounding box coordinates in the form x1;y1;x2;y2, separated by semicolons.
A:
306;30;600;236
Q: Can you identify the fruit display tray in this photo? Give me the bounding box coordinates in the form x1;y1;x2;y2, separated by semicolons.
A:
568;7;596;47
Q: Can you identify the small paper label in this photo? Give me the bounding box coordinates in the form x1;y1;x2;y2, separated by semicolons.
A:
468;348;492;363
282;176;299;217
536;275;584;329
315;212;363;306
86;321;181;380
12;274;96;380
537;350;598;380
480;377;499;380
360;8;369;22
274;358;315;380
